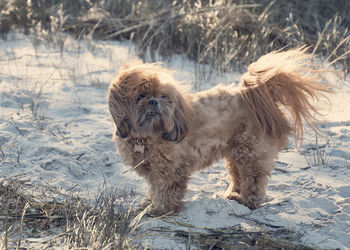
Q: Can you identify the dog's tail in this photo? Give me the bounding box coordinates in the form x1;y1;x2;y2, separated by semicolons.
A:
239;47;332;146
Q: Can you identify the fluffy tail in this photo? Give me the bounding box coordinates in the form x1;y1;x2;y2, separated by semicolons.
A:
239;48;332;146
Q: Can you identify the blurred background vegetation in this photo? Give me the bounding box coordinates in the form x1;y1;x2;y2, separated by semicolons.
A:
1;0;349;75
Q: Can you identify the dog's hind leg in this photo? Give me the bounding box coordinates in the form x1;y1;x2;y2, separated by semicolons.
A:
226;169;269;210
225;160;242;195
225;135;279;209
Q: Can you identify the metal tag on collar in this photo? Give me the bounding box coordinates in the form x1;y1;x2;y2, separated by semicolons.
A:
134;138;145;154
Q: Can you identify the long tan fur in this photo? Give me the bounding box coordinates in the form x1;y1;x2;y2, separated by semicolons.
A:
239;48;332;146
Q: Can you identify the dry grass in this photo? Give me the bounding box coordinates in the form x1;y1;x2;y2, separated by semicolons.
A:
0;175;68;249
1;0;349;78
0;176;147;249
302;132;338;167
174;226;314;249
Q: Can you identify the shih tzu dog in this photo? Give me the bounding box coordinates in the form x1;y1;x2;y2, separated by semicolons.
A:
107;48;331;215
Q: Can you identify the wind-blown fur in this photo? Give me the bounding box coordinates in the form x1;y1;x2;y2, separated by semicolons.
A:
107;49;331;215
240;48;330;146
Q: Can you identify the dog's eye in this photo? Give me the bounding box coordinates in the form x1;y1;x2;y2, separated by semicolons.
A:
160;95;167;99
136;94;145;103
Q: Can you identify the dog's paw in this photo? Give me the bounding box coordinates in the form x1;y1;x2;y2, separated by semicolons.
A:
226;191;240;201
140;197;152;208
227;192;260;210
148;206;175;216
147;202;184;216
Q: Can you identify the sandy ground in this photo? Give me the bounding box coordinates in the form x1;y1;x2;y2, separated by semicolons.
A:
1;33;350;249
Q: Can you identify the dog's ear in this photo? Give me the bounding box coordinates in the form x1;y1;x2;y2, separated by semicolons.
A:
162;121;187;142
116;118;131;138
108;82;132;139
162;92;192;143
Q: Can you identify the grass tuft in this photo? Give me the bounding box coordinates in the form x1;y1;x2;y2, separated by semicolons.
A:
0;176;146;249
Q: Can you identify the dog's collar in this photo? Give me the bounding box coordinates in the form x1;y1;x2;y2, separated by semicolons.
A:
131;133;140;139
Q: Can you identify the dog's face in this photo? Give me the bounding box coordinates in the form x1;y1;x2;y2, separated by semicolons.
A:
108;62;192;142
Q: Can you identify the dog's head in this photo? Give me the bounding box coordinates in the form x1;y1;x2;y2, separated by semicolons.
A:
108;60;192;142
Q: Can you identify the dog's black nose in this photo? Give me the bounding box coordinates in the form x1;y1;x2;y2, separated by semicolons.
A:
148;99;158;106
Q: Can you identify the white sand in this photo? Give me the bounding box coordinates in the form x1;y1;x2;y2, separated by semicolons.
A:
0;33;349;249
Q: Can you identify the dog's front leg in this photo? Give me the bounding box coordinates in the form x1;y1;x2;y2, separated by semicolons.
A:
148;176;189;216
